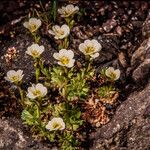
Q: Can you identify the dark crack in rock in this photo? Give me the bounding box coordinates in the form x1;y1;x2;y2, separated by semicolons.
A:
130;37;150;83
128;12;150;84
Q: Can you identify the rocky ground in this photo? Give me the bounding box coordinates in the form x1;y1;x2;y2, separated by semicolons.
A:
0;1;150;150
90;81;150;150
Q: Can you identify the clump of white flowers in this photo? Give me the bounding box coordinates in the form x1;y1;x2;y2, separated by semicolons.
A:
23;18;42;33
58;4;79;18
46;117;65;131
79;39;102;59
5;70;24;83
53;49;75;68
105;67;120;81
48;24;70;40
26;44;44;58
6;3;122;150
27;83;47;99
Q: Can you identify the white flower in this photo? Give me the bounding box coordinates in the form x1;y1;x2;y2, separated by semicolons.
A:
23;18;41;33
26;44;44;58
79;39;102;58
53;49;75;68
5;70;24;83
27;83;47;99
46;117;65;131
105;67;120;80
48;24;70;39
58;4;79;18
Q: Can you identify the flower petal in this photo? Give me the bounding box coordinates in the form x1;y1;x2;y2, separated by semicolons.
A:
53;53;60;60
66;50;74;58
23;22;29;28
59;49;68;56
61;24;70;35
48;29;55;35
114;69;121;80
66;59;75;68
58;61;65;66
91;52;99;58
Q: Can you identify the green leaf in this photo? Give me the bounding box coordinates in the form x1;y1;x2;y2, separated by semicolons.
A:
98;85;116;98
76;111;81;119
50;0;57;22
72;124;79;131
21;110;35;125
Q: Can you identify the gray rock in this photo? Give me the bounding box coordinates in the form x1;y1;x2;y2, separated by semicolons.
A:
0;117;56;150
90;81;150;150
132;58;150;82
128;12;150;83
142;12;150;38
130;38;150;83
131;38;150;67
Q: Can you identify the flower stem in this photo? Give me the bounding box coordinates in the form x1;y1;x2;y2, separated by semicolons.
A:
59;37;69;49
34;58;40;83
65;17;74;29
61;67;68;98
34;99;41;119
18;86;24;106
86;60;91;72
36;102;40;118
64;37;69;49
32;32;40;43
36;67;40;83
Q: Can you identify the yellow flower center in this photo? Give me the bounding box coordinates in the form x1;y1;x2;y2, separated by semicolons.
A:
64;9;72;16
31;50;39;57
60;56;69;65
52;123;62;129
33;89;41;96
29;24;37;32
11;76;18;81
57;29;65;36
85;46;95;54
109;72;116;79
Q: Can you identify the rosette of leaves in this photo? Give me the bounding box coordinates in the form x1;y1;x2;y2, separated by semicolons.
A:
59;131;78;150
66;71;89;101
51;66;91;101
98;85;119;104
21;106;40;126
63;104;83;131
39;60;51;80
51;66;73;88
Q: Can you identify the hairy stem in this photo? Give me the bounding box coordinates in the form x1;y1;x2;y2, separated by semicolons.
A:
86;60;92;73
34;58;40;83
34;99;41;118
32;32;40;43
61;67;68;98
18;86;24;106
